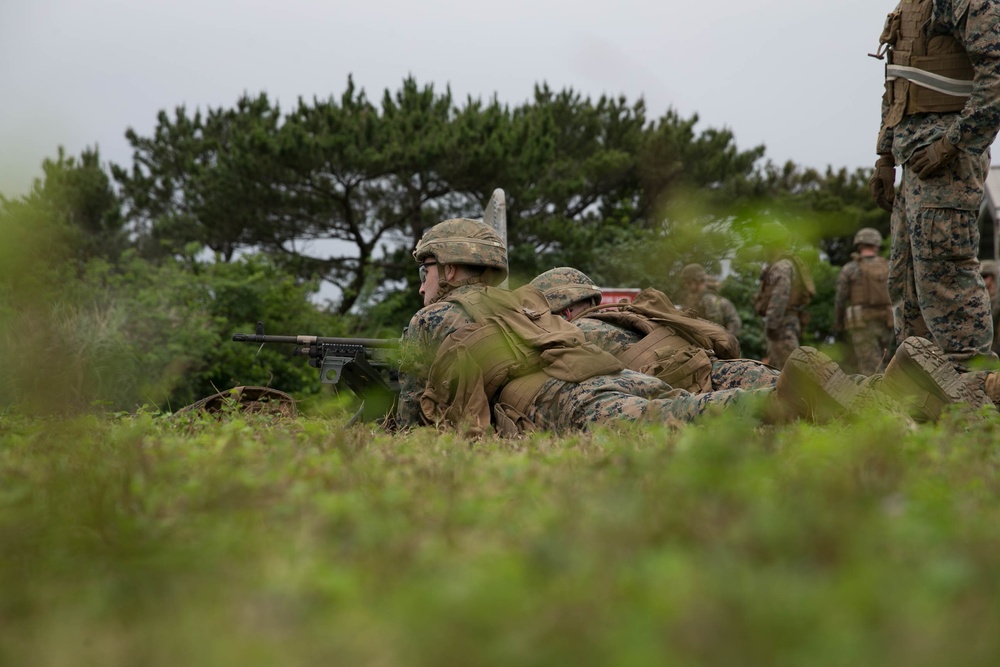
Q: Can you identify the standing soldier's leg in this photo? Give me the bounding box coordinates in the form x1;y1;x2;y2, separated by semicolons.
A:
889;175;930;346
767;315;801;370
906;153;995;365
850;323;884;376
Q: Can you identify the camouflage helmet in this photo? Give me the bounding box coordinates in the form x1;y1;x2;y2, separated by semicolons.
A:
529;267;602;312
680;263;707;282
413;218;508;285
853;227;883;248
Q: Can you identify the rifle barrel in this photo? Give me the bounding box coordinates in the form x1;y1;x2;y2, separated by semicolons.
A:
232;333;398;348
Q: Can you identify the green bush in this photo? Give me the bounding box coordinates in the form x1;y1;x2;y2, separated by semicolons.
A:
0;222;352;413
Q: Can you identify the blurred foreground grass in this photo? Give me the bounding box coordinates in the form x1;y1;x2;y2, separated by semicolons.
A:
3;407;1000;667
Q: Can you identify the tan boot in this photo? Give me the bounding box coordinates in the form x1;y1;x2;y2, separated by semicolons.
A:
881;336;993;422
772;346;892;423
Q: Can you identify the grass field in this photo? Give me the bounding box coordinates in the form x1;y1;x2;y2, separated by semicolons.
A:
3;404;1000;666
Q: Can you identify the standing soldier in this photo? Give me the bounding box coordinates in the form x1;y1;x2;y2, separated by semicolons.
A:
869;0;1000;367
753;225;816;369
980;260;1000;354
680;263;742;338
834;228;896;374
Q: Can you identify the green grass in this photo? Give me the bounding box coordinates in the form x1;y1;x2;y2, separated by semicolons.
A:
3;407;1000;666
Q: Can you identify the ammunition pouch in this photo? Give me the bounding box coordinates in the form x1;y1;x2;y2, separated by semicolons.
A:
641;345;713;394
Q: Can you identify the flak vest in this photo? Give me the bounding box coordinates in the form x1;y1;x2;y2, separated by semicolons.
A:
846;256;893;330
876;0;973;138
419;285;622;436
575;288;741;394
850;257;892;308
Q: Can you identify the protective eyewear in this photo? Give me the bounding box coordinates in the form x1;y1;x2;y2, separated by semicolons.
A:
419;261;437;284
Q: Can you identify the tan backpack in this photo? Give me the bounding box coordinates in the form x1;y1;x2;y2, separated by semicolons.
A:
576;287;741;393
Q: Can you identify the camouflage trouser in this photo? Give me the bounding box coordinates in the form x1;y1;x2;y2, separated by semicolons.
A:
890;153;996;364
711;359;780;390
765;315;801;370
527;369;772;432
848;320;896;375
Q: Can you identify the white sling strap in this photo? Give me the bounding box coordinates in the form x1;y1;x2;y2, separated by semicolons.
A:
886;64;973;97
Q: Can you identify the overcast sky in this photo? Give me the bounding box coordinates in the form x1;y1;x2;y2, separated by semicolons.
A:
1;0;935;198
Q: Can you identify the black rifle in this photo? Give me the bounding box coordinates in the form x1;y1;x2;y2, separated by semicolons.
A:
232;322;400;423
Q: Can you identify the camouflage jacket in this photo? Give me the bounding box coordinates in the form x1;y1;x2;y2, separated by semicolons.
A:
755;258;798;329
397;283;624;432
397;288;478;428
573;317;642;357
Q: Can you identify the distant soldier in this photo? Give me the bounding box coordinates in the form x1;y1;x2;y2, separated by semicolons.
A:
981;260;1000;355
680;263;742;338
834;228;895;374
752;224;815;369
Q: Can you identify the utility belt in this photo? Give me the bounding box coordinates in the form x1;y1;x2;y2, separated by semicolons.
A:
845;305;892;331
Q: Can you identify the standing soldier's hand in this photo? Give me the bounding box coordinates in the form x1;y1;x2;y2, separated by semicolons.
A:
909;137;960;179
869;155;896;212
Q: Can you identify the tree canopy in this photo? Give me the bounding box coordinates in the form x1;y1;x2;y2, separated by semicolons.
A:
111;76;886;318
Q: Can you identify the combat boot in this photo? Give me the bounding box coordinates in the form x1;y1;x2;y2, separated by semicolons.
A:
770;346;898;423
880;336;993;422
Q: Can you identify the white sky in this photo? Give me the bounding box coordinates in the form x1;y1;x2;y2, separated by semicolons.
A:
0;0;934;198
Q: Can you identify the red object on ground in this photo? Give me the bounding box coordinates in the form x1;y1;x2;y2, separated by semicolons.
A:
599;287;640;305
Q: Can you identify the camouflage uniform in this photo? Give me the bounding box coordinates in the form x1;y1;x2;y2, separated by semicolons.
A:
683;291;742;338
396;286;768;432
573;317;778;391
834;254;895;375
755;258;807;369
874;0;1000;364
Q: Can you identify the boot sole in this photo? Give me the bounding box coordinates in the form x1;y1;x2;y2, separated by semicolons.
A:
784;347;862;422
889;337;989;421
